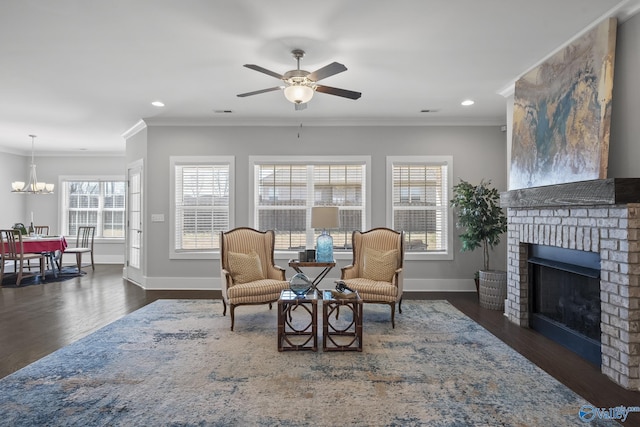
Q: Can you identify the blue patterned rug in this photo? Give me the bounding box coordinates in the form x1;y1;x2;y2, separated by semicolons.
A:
0;300;619;426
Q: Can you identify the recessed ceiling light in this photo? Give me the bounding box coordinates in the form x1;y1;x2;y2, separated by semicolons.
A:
151;101;165;107
461;99;475;106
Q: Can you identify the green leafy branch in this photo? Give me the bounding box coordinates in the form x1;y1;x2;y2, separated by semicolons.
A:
450;179;507;271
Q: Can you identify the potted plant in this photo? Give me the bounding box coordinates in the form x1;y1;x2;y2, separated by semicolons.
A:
450;178;508;310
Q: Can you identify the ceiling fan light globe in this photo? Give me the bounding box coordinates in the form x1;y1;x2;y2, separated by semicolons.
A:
284;85;314;104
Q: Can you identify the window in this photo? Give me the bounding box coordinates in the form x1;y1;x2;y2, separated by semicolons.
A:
61;177;126;238
171;156;234;257
251;156;370;253
387;156;453;259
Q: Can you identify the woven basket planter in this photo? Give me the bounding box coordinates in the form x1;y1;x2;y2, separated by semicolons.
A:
478;270;507;311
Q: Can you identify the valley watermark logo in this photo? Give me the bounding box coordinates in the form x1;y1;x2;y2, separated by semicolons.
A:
579;404;640;423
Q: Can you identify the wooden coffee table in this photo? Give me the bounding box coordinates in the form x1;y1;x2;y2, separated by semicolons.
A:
277;289;318;352
322;290;363;352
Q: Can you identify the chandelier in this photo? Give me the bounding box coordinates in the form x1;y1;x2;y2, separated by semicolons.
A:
11;135;55;194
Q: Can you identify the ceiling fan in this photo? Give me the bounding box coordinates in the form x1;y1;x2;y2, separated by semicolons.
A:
237;49;362;110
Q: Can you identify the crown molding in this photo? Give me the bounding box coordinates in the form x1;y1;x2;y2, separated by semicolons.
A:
121;119;148;140
497;2;640;100
142;116;505;127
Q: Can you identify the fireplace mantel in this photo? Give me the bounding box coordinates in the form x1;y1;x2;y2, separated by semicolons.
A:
501;178;640;208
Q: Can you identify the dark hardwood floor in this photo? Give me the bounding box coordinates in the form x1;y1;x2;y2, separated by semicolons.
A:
2;265;639;423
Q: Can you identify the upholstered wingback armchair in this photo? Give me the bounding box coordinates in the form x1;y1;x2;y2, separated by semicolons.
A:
341;227;405;328
220;227;289;331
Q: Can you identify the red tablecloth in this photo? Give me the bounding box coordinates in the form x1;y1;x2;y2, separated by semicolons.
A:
9;236;68;253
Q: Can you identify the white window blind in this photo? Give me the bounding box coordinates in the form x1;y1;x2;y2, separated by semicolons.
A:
314;164;364;249
390;159;450;253
254;160;367;252
174;163;230;251
62;179;126;238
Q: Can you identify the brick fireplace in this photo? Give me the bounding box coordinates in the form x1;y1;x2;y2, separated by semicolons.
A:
501;178;640;390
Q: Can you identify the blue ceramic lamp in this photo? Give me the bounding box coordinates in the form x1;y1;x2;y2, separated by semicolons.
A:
311;206;339;263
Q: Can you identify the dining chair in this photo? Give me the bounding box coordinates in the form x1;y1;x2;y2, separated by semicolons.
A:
34;225;49;235
61;226;95;273
0;229;46;286
27;225;51;271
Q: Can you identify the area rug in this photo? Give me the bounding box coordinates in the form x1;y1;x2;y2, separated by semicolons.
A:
1;266;85;287
0;300;619;426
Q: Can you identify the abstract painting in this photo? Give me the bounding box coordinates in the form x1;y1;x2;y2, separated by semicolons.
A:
509;18;617;190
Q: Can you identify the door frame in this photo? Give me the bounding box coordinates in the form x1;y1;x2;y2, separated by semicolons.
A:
125;159;144;285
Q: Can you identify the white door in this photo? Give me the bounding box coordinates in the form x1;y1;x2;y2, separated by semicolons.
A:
126;161;143;285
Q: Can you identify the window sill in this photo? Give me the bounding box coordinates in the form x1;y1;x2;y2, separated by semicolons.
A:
170;251;219;260
272;251;355;261
84;238;124;245
167;250;451;262
405;252;453;261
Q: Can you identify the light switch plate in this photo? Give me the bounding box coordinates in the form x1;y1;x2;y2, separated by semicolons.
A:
151;214;165;222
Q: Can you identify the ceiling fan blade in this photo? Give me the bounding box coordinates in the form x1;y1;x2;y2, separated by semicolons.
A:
295;102;307;111
307;62;347;82
243;64;285;80
315;85;362;100
237;86;283;97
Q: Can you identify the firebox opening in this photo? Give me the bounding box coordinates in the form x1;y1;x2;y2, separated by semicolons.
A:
528;244;601;366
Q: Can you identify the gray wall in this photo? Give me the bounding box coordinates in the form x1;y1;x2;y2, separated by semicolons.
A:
3;13;638;287
504;13;640;183
132;13;640;291
132;124;507;290
0;151;28;228
609;12;640;177
1;153;127;265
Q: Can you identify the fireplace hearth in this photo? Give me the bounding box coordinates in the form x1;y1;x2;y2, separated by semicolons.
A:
501;178;640;390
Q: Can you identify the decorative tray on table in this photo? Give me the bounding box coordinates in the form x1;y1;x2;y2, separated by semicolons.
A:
329;281;358;299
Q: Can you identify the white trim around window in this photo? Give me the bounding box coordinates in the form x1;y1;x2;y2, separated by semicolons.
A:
169;156;234;260
386;155;454;261
249;155;372;260
58;175;126;242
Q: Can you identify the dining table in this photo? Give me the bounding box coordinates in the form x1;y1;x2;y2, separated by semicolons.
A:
19;235;68;279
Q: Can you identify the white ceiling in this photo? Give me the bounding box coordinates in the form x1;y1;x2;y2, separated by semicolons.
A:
1;0;639;155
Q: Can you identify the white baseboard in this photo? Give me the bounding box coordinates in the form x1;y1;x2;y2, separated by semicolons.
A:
403;278;476;292
131;276;217;291
129;276;476;292
60;254;124;266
